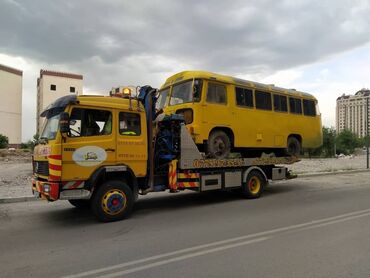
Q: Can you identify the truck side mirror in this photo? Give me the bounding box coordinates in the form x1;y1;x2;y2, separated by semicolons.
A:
59;112;70;135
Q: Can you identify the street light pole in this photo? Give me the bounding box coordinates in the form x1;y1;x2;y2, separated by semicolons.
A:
367;97;369;169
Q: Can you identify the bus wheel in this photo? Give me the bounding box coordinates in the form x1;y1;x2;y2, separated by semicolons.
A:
68;199;90;209
207;130;231;158
287;137;301;157
242;170;265;199
91;180;134;222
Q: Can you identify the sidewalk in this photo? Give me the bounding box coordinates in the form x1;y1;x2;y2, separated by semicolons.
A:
0;155;369;203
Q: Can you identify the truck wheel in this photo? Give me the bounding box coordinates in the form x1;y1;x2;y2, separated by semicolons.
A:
68;199;90;209
91;180;134;222
286;137;301;157
242;170;266;199
207;130;231;158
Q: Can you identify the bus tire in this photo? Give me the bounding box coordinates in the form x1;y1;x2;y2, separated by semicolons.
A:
241;170;265;199
287;136;301;157
207;130;231;159
68;199;90;209
91;180;134;222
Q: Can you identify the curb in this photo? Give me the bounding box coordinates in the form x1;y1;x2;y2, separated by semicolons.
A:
297;169;370;178
0;196;40;204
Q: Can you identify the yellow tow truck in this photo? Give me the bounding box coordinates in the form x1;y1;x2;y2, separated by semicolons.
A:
32;86;298;222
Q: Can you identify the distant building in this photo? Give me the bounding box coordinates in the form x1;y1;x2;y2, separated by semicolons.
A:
336;88;370;137
37;70;83;134
0;63;22;147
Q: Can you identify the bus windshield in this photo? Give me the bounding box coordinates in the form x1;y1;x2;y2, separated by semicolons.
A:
157;79;203;109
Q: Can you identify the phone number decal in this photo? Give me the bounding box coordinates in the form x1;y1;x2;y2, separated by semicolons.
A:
193;158;244;168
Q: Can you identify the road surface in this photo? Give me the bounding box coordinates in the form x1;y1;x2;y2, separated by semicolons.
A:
1;171;370;278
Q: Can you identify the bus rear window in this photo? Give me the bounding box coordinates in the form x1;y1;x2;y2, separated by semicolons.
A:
303;99;316;116
255;91;272;110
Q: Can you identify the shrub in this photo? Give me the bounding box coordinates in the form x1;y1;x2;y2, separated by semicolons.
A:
0;134;9;149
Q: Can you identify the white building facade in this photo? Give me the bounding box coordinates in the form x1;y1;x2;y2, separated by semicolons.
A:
0;64;23;146
37;70;83;134
336;89;370;137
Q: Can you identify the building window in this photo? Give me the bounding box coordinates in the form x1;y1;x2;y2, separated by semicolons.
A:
50;84;56;91
70;86;76;93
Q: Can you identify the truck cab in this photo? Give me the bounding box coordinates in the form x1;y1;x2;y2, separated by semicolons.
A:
33;92;148;219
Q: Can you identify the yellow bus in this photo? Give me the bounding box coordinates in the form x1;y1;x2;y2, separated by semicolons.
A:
157;71;322;158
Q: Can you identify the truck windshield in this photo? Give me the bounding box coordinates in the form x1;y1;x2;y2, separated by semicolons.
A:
40;108;63;140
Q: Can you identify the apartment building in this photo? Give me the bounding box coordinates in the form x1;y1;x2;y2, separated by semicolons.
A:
336;88;370;137
0;63;23;146
37;70;83;134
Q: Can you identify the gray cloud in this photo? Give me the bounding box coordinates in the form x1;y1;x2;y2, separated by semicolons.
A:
2;0;370;140
2;0;370;75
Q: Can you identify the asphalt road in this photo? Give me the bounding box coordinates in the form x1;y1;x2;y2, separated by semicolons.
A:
1;171;370;278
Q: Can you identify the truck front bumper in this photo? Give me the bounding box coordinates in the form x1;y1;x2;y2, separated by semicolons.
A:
32;177;60;201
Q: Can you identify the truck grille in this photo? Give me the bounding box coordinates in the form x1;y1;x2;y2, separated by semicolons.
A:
34;161;49;176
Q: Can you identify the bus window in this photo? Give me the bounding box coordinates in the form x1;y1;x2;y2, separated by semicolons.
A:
303;99;316;116
273;94;288;112
236;87;253;107
255;91;272;110
206;83;227;104
156;88;169;109
170;80;193;105
289;97;302;114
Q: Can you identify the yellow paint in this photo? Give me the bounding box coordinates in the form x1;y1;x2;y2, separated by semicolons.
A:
159;71;323;149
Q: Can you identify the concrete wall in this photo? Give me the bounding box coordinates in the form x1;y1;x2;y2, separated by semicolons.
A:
0;66;22;145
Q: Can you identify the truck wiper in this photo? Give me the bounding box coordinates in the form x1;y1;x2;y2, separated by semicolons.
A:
39;137;49;144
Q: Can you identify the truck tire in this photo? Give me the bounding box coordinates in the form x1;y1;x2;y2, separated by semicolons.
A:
207;130;231;158
241;170;266;199
91;180;134;222
68;199;90;209
286;136;301;157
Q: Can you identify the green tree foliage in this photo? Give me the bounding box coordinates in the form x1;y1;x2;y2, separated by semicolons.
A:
335;129;361;155
310;127;336;157
20;134;39;150
0;134;9;149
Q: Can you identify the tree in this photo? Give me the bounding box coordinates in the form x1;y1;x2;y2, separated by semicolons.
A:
0;134;9;149
309;126;336;157
20;134;39;150
335;129;361;155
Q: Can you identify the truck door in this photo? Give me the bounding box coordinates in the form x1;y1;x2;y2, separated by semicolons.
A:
62;106;116;181
116;111;147;177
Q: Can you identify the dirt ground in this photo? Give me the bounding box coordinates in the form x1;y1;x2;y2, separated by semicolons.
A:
0;149;369;198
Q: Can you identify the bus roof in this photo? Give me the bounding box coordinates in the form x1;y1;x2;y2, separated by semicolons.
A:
160;70;316;99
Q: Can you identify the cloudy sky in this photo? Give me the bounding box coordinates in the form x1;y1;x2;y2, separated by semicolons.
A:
1;0;370;141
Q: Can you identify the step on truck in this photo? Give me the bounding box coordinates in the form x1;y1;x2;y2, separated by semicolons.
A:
32;86;298;222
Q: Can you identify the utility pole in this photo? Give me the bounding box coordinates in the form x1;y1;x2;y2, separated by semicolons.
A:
367;97;369;169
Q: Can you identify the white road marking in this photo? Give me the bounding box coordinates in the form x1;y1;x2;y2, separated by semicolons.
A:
99;237;269;278
63;208;370;278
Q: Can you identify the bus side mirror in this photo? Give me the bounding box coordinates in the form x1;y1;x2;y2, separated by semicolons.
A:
59;112;70;135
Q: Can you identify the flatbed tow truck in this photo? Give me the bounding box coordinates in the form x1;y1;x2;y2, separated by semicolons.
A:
32;86;298;222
